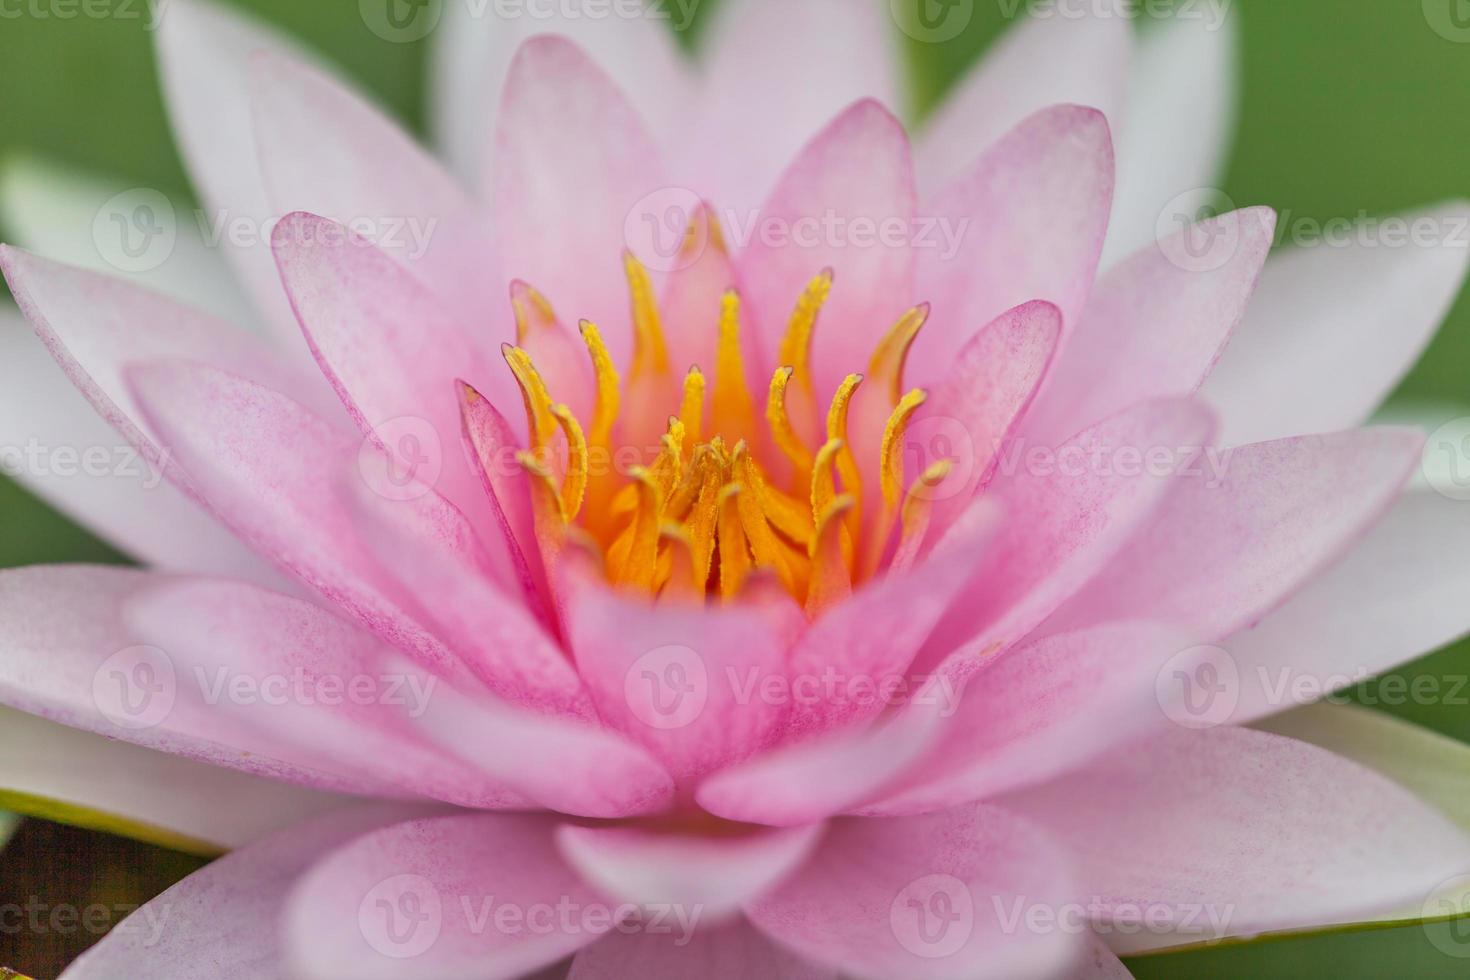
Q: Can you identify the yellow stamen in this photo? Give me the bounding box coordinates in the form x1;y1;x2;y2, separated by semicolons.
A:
503;344;557;451
825;373;865;535
516;451;565;531
624;251;669;380
891;459;954;574
866;388;928;577
807;495;855;615
684;456;724;583
868;304;930;405
510;280;559;344
608;467;662;590
766;366;814;485
679;366;706;445
776;269;834;404
647;417;687;503
717;483;751;601
712;291;756;441
549;404;588;521
732;442;812;545
658;523;703;602
578;320;621;451
811;438;854;570
734;464;801;596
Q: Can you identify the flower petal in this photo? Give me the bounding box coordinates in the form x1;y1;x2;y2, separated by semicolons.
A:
1202;201;1470;446
745;806;1083;980
285;813;608;980
914;2;1132;192
569;919;837;980
999;726;1470;953
908;105;1115;392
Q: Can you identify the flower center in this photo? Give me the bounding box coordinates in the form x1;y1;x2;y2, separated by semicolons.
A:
495;251;954;616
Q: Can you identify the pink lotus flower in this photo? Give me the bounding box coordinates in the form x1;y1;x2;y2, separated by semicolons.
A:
3;1;1470;977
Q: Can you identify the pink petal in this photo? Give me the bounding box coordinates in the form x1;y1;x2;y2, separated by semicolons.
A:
492;36;669;369
1045;428;1424;643
745;806;1083;980
569;919;837;980
1000;727;1470;953
0;565;393;795
915;2;1133;192
914;398;1216;677
861;622;1189;816
556;823;823;921
59;803;433;980
1202;201;1470;446
908;106;1115;392
285;813;608;980
1021;207;1276;447
735;99;916;398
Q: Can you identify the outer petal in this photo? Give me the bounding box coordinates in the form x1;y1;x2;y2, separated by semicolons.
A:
1202;201;1470;446
914;1;1132;192
556;823;823;922
1020;207;1276;446
689;0;901;212
1102;0;1238;265
0;705;351;853
736;98;916;397
492;36;668;369
58;803;430;980
999;727;1470;954
431;0;689;186
1046;428;1424;643
285;813;608;980
1215;488;1470;725
568;919;836;980
908;106;1115;391
745;806;1083;980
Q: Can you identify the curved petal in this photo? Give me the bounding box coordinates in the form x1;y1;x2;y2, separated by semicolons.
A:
569;919;837;980
689;0;901;213
58;803;431;980
556;823;823;921
735;98;917;397
1202;201;1470;446
999;726;1470;954
0;704;352;853
430;0;689;186
492;35;669;369
914;1;1132;192
908;105;1115;391
745;806;1083;980
284;813;608;980
1102;0;1238;265
1021;207;1276;447
1045;428;1424;643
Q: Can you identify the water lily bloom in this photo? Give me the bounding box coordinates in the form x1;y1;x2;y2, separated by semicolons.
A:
5;0;1470;977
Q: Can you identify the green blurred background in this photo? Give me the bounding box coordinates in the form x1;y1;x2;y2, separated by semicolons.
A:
1;0;1469;976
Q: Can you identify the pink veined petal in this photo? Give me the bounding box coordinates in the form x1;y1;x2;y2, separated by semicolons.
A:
745;806;1084;980
0;705;353;852
1044;427;1425;644
915;299;1062;540
125;359;467;679
493;35;669;370
735;98;916;402
431;0;690;187
1212;487;1470;726
1202;201;1470;447
152;0;325;344
685;0;901;214
568;919;838;980
556;823;824;922
284;813;609;980
0;565;399;796
58;803;437;980
913;398;1216;678
271;210;514;543
561;560;804;785
0;306;280;585
124;576;532;811
908;105;1115;393
1102;1;1238;266
249;49;496;324
914;1;1133;193
860;622;1190;817
1020;207;1277;447
998;727;1470;954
